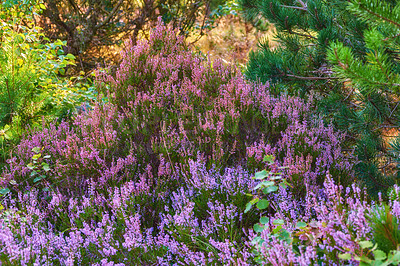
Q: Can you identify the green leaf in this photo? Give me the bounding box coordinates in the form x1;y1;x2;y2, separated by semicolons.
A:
32;147;41;153
0;188;10;195
359;240;374;249
254;180;274;190
244;202;252;213
250;198;259;205
263;185;278;194
273;219;284;225
359;255;372;263
65;54;75;60
253;223;264;233
33;176;43;183
263;155;274;163
391;250;400;262
43;155;51;159
373;250;387;261
338;253;352;260
254;170;268;180
260;217;269;225
272;225;282;234
43;165;50;172
269;175;283;180
27;163;35;170
296;221;307;228
256;199;269;210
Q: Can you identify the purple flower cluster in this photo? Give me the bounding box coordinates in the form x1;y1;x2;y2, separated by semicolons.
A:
0;161;257;265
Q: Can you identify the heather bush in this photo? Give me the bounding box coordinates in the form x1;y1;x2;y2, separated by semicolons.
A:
99;18;352;196
2;160;400;265
0;19;353;199
0;163;257;265
0;19;358;265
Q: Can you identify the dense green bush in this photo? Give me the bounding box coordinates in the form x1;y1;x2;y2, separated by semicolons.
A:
0;2;98;166
239;0;400;196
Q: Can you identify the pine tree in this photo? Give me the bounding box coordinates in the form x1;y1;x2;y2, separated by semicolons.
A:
239;0;400;197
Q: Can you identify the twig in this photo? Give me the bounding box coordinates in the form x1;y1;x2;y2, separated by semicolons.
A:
389;101;400;118
286;74;339;80
281;0;308;11
95;0;124;30
281;5;307;11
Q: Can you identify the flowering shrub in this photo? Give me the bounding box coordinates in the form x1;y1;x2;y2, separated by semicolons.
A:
0;19;359;265
99;18;352;195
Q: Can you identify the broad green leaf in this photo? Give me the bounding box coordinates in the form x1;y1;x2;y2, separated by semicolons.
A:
338;253;352;260
253;223;264;233
260;217;269;224
272;225;282;234
263;185;278;194
250;198;259;204
33;176;43;183
42;163;50;172
254;180;274;190
254;170;268;180
359;255;372;263
0;188;10;195
273;219;284;225
373;249;387;261
263;155;274;163
296;221;307;228
359;241;374;249
391;250;400;262
256;199;269;210
270;175;283;180
65;54;75;60
244;202;252;213
32;147;41;153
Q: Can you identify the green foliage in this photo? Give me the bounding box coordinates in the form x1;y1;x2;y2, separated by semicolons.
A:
339;239;400;266
367;205;400;254
0;3;97;167
326;0;400;196
239;0;367;93
245;155;288;214
239;0;400;197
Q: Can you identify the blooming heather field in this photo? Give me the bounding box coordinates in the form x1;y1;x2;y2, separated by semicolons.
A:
2;1;400;265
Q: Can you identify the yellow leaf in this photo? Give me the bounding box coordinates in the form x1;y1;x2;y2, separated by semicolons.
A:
17;58;24;66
